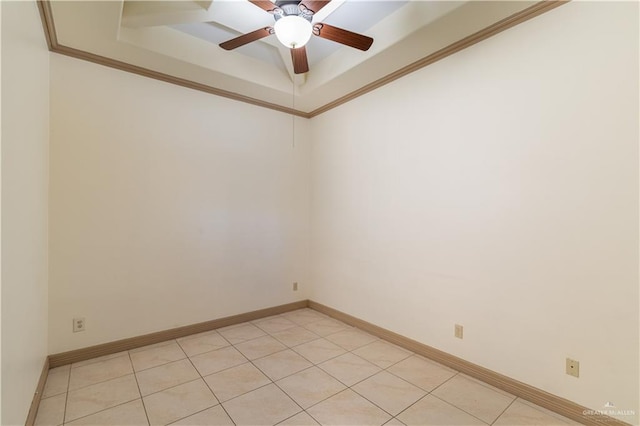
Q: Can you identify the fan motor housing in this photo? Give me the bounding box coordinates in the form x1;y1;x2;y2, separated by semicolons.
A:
274;0;312;21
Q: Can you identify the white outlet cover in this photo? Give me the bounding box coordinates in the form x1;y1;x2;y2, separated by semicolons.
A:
73;317;86;333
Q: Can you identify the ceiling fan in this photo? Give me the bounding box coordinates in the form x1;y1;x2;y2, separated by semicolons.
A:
219;0;374;74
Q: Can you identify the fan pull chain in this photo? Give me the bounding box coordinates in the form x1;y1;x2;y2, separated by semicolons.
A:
292;78;296;149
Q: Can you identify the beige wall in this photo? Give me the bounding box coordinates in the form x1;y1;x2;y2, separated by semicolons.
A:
310;2;638;423
48;54;311;353
1;1;50;424
12;0;637;423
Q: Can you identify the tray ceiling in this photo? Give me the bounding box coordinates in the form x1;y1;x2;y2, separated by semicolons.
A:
43;0;557;116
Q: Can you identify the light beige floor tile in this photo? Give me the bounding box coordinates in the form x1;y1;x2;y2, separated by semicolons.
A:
35;394;66;426
325;329;378;351
65;399;148;425
494;399;573;425
65;374;141;422
136;358;200;396
302;319;350;337
72;352;128;369
278;411;319;425
517;399;582;425
253;349;313;381
272;327;320;347
130;341;186;372
254;316;298;334
130;340;176;354
458;373;516;399
431;374;515;424
384;418;406;425
170;405;234;425
353;371;426;416
43;368;70;398
282;309;329;326
397;395;487;425
306;389;391;426
143;379;218;426
318;353;381;387
190;346;247;376
388;355;457;391
69;354;134;390
353;341;412;369
276;366;346;409
217;323;266;344
293;338;346;365
50;364;71;374
235;335;287;360
222;383;301;426
176;330;229;357
204;362;271;402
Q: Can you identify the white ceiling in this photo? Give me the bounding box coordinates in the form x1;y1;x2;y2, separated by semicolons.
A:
48;0;540;114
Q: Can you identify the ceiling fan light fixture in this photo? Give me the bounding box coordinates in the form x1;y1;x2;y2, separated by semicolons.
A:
274;15;312;48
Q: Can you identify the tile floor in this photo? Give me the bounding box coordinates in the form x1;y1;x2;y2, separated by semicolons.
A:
35;308;579;426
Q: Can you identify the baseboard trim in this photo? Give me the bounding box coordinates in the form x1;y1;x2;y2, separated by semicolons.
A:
49;300;308;368
25;356;50;426
39;299;628;426
308;300;629;426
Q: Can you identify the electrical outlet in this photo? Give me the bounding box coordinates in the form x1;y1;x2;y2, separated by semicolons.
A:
454;324;463;339
293;282;298;291
73;317;86;333
566;358;579;378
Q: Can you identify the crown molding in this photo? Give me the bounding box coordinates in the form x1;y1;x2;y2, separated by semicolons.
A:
37;1;568;119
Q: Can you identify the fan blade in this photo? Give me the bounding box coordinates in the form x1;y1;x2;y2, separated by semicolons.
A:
299;0;330;15
313;23;373;51
291;47;309;74
248;0;279;13
220;27;273;50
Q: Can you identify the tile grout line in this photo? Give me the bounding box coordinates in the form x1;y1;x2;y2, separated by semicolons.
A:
61;375;142;424
515;398;579;425
428;373;518;425
237;328;343;416
128;351;152;426
129;339;178;356
60;312;384;423
429;391;495;425
69;351;129;370
131;340;186;373
490;396;518;425
56;309;552;426
275;410;308;425
181;341;238;426
291;344;348;368
192;334;356;414
266;371;307;421
61;365;72;425
347;385;399;420
62;354;136;394
295;342;404;419
57;312;308;424
49;311;341;425
458;372;520;399
62;397;146;425
391;372;467;424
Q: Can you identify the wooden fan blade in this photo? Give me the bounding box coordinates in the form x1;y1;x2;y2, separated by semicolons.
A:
291;47;309;74
298;0;330;15
313;23;373;51
220;27;273;50
248;0;279;13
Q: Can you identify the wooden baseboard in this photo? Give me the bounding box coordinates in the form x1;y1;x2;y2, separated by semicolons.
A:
38;299;629;426
25;356;50;426
308;300;629;426
49;300;308;368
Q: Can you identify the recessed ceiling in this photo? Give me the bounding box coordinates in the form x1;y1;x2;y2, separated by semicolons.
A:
43;0;556;115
